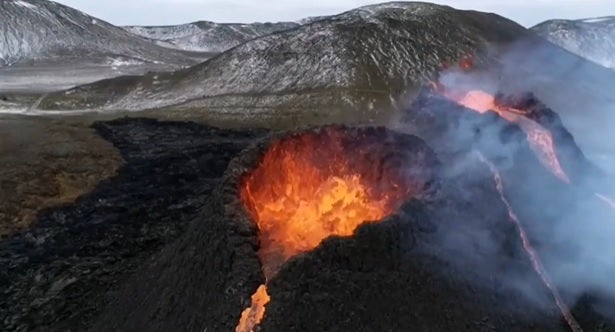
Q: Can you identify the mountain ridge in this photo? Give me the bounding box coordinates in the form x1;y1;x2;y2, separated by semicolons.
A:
38;1;527;120
531;16;615;69
123;21;300;53
0;0;200;67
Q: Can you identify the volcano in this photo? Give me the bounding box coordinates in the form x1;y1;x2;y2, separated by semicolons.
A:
401;78;615;330
4;57;615;332
4;74;615;330
3;97;615;331
236;126;436;331
73;92;613;331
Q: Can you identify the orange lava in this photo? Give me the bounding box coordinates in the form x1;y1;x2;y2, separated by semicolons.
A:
236;127;416;331
241;127;415;279
437;60;582;331
438;87;570;183
437;80;615;224
236;284;270;332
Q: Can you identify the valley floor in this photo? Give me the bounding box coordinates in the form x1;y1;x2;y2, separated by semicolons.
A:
0;63;181;94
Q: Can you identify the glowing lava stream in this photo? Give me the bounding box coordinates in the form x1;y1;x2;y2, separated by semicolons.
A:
475;151;583;332
441;87;615;217
444;89;570;183
236;284;270;332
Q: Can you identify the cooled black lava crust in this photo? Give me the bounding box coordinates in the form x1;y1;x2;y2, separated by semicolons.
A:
1;117;613;332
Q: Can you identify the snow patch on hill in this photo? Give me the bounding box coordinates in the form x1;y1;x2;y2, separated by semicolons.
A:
0;0;196;67
531;17;615;69
123;21;299;52
14;0;37;9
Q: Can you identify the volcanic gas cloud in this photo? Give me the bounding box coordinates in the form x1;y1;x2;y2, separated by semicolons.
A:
236;126;435;331
427;57;615;332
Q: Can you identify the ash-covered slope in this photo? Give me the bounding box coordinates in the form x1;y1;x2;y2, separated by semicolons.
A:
0;0;198;67
531;17;615;69
124;21;299;53
38;2;526;117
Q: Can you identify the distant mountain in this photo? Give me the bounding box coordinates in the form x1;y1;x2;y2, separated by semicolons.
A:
0;0;199;67
531;17;615;69
38;2;526;119
123;21;300;53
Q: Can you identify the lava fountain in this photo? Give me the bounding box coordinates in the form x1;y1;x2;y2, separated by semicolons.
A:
235;126;437;331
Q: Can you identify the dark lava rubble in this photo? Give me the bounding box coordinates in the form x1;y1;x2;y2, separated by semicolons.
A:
1;107;615;331
87;113;610;331
0;118;267;331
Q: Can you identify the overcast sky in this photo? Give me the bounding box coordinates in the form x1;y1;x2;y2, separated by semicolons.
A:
53;0;615;27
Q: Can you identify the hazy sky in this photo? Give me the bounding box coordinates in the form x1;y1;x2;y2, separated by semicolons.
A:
53;0;615;27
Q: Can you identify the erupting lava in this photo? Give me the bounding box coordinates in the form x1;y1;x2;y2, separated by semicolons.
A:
236;126;421;331
436;60;586;331
475;151;583;332
435;76;615;220
437;87;570;183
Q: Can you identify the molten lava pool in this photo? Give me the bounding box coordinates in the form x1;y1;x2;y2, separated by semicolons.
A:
235;126;435;332
240;126;423;278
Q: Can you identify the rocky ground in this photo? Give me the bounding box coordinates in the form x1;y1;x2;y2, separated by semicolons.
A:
0;118;267;331
0;116;122;240
1;99;614;331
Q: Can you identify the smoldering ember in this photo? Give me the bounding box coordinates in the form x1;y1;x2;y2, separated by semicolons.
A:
3;1;615;332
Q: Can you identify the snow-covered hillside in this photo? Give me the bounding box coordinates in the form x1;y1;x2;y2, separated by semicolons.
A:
124;21;299;52
39;2;527;114
531;17;615;69
0;0;198;67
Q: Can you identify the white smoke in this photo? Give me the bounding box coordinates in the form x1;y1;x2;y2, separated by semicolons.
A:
397;36;615;321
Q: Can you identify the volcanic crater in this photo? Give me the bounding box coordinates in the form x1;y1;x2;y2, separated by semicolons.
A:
85;87;615;331
234;125;439;330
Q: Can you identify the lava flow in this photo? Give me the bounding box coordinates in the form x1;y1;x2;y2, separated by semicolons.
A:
475;151;583;332
434;60;586;330
435;79;615;219
437;87;570;183
236;127;420;331
435;56;615;215
236;284;270;332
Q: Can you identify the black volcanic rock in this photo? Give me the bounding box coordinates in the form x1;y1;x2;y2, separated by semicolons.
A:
404;86;603;183
88;125;442;332
2;114;614;331
493;91;605;184
403;87;615;328
260;193;562;331
0;118;267;332
493;35;615;169
87;120;610;331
